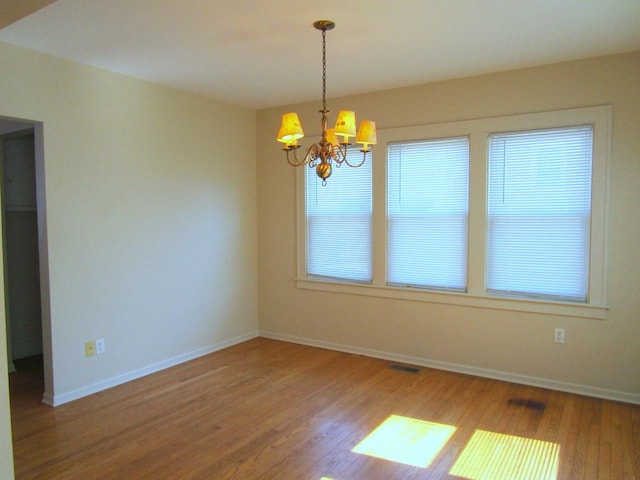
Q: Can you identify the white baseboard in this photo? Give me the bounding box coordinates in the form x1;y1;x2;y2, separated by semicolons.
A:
259;330;640;405
44;330;639;407
45;331;259;407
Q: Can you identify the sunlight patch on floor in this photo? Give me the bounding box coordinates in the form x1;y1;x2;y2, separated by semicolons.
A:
449;429;560;480
352;415;456;468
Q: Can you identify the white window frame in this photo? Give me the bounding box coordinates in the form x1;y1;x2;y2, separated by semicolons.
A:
296;106;611;320
305;144;373;283
387;136;470;291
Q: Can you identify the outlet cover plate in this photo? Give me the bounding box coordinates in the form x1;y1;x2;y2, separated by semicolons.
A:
85;341;96;357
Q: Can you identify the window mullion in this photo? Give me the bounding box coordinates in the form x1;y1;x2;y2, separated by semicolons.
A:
371;130;387;286
467;131;488;295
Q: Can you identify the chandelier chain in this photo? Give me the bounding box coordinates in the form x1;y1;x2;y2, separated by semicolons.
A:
322;28;327;112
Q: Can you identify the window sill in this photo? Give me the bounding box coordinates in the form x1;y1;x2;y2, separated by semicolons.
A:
295;278;608;320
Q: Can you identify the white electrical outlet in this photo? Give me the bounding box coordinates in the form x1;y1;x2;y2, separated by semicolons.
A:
554;328;565;344
96;338;105;354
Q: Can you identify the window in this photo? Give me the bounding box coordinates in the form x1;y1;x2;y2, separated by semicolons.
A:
487;126;593;301
387;137;469;290
297;106;610;319
305;147;372;282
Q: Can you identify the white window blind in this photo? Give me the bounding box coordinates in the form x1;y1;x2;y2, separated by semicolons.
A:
387;137;469;290
487;126;593;301
306;149;372;282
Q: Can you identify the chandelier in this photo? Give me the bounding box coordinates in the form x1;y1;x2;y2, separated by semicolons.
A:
277;20;377;185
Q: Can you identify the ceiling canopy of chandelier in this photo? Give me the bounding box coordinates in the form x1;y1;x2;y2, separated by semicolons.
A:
277;20;376;185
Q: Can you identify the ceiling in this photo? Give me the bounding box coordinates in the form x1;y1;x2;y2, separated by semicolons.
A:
0;0;639;110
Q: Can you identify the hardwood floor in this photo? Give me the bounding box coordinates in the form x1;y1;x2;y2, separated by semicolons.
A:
9;338;640;479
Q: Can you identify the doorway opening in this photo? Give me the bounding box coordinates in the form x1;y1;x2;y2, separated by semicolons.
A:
1;117;52;405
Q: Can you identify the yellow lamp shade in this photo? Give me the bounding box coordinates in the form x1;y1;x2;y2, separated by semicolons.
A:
356;120;377;152
277;112;304;146
334;110;356;143
326;128;338;146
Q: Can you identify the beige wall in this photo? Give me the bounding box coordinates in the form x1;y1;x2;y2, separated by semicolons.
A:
257;52;640;401
0;40;258;477
0;38;638;480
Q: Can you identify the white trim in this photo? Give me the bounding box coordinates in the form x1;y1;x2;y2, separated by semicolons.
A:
296;278;608;320
259;331;639;405
296;105;611;317
43;331;259;407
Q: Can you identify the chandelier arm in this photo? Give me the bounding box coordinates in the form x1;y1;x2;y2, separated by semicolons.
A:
341;149;369;168
285;144;317;167
329;143;347;166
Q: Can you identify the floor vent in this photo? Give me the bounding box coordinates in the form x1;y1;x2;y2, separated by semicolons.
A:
390;364;420;374
507;398;546;412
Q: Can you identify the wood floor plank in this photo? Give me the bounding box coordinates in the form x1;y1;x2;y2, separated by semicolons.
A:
632;406;640;478
598;400;613;480
9;338;640;479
